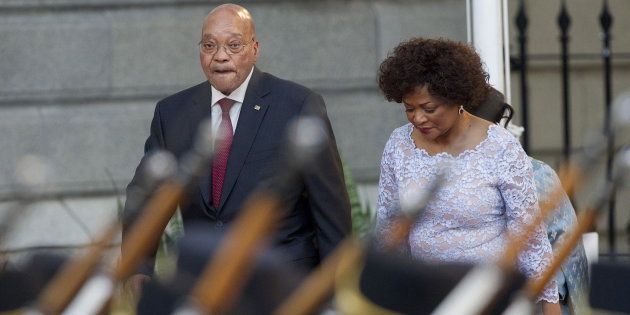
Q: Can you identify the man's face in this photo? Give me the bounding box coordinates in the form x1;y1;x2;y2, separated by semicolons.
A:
199;10;259;95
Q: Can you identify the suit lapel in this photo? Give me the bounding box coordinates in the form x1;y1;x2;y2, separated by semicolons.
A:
219;68;270;210
191;82;215;212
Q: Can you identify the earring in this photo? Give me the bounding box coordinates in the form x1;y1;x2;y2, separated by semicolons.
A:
458;105;464;115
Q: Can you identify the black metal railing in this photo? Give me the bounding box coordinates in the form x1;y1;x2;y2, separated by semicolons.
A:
512;0;626;254
557;0;571;163
600;0;617;255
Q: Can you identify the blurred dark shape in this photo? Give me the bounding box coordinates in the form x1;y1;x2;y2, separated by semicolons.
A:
359;249;470;314
137;223;306;315
0;253;65;311
590;259;630;313
0;267;32;311
338;248;525;315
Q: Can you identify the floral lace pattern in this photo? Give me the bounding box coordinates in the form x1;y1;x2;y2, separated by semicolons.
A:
375;123;558;303
533;159;589;313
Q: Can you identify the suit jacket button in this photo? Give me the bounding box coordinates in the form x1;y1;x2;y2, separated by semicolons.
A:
216;221;224;227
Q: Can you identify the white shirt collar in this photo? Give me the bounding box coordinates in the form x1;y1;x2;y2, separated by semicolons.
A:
210;66;255;106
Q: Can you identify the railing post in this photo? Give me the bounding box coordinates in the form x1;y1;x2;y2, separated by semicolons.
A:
516;0;529;153
599;0;616;254
557;0;572;163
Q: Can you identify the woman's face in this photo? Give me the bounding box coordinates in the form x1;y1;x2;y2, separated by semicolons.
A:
402;85;460;142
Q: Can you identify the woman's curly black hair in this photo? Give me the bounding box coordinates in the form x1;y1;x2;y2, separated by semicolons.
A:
378;37;490;110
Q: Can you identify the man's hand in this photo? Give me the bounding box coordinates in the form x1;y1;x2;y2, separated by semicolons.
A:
125;274;151;297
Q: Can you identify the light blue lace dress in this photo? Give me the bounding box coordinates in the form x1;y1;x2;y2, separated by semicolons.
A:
375;123;558;303
533;159;589;314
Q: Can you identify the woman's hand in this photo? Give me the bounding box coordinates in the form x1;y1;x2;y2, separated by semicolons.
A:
542;301;561;315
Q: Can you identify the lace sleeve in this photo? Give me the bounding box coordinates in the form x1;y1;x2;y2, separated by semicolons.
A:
497;139;559;303
374;134;401;247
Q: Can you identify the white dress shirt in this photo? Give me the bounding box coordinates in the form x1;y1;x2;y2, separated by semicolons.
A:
210;67;254;137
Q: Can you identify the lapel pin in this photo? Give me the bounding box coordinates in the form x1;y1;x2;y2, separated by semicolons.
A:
254;105;261;111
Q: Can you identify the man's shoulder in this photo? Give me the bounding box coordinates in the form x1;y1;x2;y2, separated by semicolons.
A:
259;71;315;98
157;81;209;107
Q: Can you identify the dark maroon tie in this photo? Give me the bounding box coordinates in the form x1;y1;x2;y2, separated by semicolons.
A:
212;98;235;208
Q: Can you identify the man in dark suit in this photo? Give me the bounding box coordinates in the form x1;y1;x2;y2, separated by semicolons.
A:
124;3;351;291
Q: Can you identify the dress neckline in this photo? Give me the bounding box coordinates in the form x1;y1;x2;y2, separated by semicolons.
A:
405;123;498;159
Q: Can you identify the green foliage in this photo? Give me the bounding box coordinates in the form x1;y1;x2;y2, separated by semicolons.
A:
154;210;183;279
343;164;374;239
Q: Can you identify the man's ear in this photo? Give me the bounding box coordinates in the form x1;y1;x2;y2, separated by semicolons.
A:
252;40;260;59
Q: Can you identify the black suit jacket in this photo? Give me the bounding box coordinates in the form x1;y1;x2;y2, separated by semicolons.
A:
125;68;351;271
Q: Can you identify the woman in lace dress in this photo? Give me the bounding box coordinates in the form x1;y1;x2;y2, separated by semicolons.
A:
375;38;560;314
473;88;589;314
